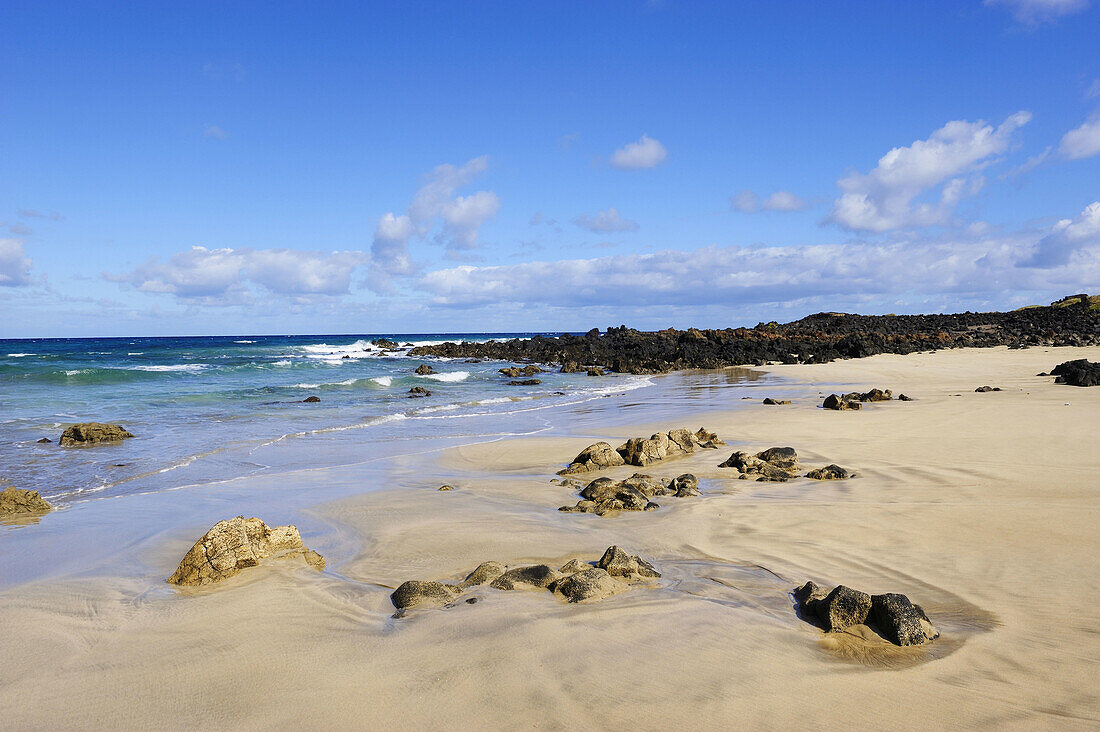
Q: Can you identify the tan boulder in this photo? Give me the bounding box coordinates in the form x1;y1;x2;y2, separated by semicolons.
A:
59;422;135;447
167;516;324;586
0;486;52;516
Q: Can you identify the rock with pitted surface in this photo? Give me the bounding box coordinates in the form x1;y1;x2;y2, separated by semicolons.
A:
793;581;938;646
558;441;627;475
815;585;872;632
59;422;135;447
560;361;585;373
719;447;802;481
822;394;862;411
414;363;435;375
167;516;324;586
613;427;723;467
561;472;700;515
805;464;854;480
1051;359;1100;387
391;546;657;613
0;486;52;516
871;593;940;646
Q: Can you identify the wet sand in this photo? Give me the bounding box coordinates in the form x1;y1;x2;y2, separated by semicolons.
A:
1;346;1098;728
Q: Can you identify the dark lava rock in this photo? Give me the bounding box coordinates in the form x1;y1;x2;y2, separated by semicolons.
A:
499;364;544;378
586;367;606;376
762;397;791;405
408;386;432;398
507;378;542;386
817;585;872;632
718;447;803;481
974;385;1001;392
898;394;914;401
59;422;135;447
302;395;321;403
371;338;398;348
805;464;853;480
1051;359;1100;387
841;388;893;402
390;581;457;610
406;296;1100;375
822;394;861;410
871;593;940;646
414;363;435;375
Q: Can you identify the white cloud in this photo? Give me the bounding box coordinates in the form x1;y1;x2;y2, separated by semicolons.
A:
1086;79;1100;100
610;134;668;170
1022;201;1100;267
829;111;1031;232
18;208;64;221
417;208;1098;311
1058;115;1100;160
107;246;367;300
731;190;759;213
573;207;639;233
203;124;227;139
0;239;33;286
761;191;807;212
985;0;1089;24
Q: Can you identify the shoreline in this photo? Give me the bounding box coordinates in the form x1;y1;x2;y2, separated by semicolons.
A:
1;345;1098;727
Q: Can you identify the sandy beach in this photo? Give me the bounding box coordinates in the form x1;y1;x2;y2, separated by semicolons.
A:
2;345;1098;729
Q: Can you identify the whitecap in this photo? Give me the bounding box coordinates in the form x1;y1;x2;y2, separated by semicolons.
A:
6;353;33;357
420;370;469;383
371;376;393;387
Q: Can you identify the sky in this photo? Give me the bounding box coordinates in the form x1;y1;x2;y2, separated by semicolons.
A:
1;0;1098;338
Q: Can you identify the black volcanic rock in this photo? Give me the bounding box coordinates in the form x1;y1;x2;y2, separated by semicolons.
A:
408;297;1099;374
1051;359;1100;387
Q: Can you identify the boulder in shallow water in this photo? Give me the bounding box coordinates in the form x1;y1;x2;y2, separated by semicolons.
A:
59;422;135;447
36;437;52;443
167;516;324;586
508;378;542;386
302;395;321;403
414;363;435;375
871;593;939;646
408;386;431;398
0;486;52;516
391;580;458;609
558;441;626;474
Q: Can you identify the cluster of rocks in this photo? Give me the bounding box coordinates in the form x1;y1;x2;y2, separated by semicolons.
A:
558;428;725;475
59;422;135;447
560;361;608;376
1051;359;1100;387
974;385;1002;393
0;486;52;517
794;582;939;646
508;378;542;386
499;365;545;378
558;473;699;515
719;447;853;482
167;516;325;586
408;386;431;398
408;295;1100;374
390;545;660;612
414;363;435;375
821;388;908;410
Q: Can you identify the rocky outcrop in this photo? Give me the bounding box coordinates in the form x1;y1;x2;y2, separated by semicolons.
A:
794;581;939;646
167;516;324;586
414;364;435;375
558;441;626;474
59;422;135;447
1051;359;1100;386
499;365;544;378
408;386;431;398
822;394;862;411
610;427;725;470
409;296;1100;374
720;448;854;482
389;546;659;613
508;378;542;386
586;367;606;376
559;472;700;515
371;338;398;348
0;486;52;516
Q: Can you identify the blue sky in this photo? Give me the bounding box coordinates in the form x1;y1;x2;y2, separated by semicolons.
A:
1;0;1098;337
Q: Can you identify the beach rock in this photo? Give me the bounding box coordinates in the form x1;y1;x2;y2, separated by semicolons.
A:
719;447;801;481
560;361;585;373
391;581;458;609
371;338;398;348
805;464;853;480
0;487;52;516
974;385;1001;392
167;516;324;586
586;367;606;376
842;388;893;402
414;364;435;375
668;473;700;497
457;561;507;589
617;473;667;498
507;378;542;386
793;581;829;610
302;395;321;403
757;446;798;467
552;568;626;603
1051;359;1100;387
437;484;454;491
762;398;791;405
597;546;660;579
558;558;591;574
898;394;914;401
694;428;726;448
408;386;431;398
618;434;670;466
871;593;939;646
822;394;861;410
558;441;626;474
816;585;872;632
36;437;51;443
59;422;135;447
490;564;563;590
499;365;544;378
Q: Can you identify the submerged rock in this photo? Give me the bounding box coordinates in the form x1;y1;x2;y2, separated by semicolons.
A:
507;378;542;386
499;365;544;378
0;486;52;516
59;422;135;447
302;395;321;403
167;516;324;586
437;484;455;491
36;437;52;443
408;386;431;398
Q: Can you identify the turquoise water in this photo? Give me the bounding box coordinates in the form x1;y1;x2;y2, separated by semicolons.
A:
0;333;656;504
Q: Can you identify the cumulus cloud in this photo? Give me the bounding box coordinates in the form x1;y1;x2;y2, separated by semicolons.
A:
417;210;1098;311
610;135;668;170
573;207;639;233
985;0;1089;24
829;111;1031;232
1021;201;1100;267
0;239;33;286
1058;115;1100;160
107;246;367;301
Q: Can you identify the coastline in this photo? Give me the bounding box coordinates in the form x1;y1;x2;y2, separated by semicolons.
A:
2;345;1098;727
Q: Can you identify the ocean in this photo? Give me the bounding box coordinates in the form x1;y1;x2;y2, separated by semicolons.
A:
0;333;661;506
